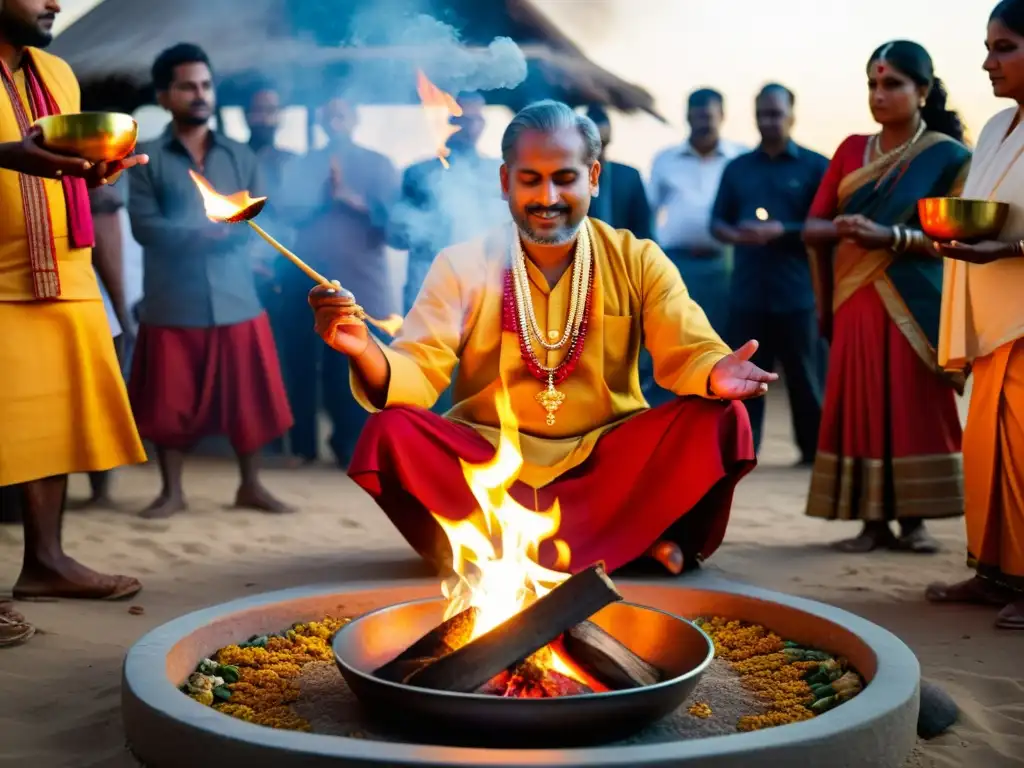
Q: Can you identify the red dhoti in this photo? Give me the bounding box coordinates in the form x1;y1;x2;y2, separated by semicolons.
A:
807;286;963;521
349;397;755;574
128;313;293;454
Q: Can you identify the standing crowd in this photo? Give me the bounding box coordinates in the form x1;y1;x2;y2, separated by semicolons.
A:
3;0;1024;647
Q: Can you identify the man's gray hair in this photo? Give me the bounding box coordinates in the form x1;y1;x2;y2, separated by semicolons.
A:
501;99;602;165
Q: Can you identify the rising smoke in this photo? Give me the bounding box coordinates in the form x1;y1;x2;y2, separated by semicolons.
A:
322;3;524;309
337;5;528;103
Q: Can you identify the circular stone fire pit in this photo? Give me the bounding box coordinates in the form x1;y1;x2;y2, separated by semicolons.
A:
122;573;920;767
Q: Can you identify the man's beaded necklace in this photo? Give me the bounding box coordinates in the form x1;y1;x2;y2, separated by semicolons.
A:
501;221;595;426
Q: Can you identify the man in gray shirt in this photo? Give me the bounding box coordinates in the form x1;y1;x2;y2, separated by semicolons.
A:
127;44;293;518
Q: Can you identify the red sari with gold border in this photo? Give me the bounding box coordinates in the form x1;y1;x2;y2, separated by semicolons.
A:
806;132;970;523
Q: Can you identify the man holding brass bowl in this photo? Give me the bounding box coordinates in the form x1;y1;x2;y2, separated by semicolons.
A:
0;0;149;627
927;0;1024;631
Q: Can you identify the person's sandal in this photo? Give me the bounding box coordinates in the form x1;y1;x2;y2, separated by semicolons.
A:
0;614;35;648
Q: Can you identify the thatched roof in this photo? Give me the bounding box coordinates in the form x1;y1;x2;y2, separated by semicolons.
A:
51;0;661;118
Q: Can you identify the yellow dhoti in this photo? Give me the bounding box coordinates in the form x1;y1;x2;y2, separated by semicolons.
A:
0;299;146;487
964;339;1024;591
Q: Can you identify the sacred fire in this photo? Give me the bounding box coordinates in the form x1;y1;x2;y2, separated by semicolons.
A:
373;389;664;697
188;170;403;336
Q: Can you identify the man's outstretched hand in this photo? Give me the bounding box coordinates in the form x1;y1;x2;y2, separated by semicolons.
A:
708;340;778;400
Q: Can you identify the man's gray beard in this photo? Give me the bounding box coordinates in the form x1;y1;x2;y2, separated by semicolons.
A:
517;221;580;247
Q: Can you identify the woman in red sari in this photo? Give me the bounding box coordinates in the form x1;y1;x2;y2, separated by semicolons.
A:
803;41;971;553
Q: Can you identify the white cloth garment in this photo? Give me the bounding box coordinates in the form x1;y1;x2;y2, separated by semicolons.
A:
940;107;1024;367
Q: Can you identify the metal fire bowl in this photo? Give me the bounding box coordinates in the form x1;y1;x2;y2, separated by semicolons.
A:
332;598;713;747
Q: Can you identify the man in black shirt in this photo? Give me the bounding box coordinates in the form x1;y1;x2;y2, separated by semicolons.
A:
711;84;827;463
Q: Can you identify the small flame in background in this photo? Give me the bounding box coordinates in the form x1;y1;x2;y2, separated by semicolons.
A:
416;70;463;169
188;169;266;223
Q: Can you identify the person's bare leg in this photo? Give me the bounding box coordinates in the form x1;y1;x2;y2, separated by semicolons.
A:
926;575;1014;605
234;451;293;513
67;470;114;510
13;475;141;600
139;447;187;519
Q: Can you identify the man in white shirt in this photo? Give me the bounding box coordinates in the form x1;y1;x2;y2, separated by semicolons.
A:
647;88;747;405
649;89;746;322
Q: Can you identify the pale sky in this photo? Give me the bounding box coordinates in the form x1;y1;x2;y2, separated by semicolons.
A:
55;0;1004;176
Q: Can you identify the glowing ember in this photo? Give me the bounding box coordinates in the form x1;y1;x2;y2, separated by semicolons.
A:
416;70;463;169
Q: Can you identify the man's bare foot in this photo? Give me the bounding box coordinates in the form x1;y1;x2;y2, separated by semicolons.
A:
833;522;898;553
648;540;684;575
995;599;1024;630
139;494;187;520
925;576;1013;606
13;555;142;601
234;484;294;514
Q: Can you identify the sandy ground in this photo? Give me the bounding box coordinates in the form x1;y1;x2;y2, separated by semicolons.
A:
1;387;1022;768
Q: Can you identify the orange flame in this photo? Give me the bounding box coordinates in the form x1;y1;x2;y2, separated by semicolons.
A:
416;70;462;169
433;388;572;641
188;169;267;223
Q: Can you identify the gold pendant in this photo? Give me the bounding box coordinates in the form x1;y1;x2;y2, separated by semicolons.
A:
535;374;566;426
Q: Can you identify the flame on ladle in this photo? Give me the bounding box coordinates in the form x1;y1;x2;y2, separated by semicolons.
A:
416;70;462;169
187;169;404;336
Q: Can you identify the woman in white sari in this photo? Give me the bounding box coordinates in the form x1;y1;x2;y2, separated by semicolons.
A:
927;0;1024;629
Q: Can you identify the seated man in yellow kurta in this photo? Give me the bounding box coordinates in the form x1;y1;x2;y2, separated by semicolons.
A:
0;0;148;617
309;100;776;575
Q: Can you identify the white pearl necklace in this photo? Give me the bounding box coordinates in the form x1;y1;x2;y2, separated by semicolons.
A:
510;221;593;356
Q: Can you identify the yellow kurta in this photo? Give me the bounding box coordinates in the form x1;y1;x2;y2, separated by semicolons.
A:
352;218;731;487
0;48;145;486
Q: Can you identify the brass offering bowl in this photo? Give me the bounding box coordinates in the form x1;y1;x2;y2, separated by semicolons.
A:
33;111;138;163
918;197;1010;243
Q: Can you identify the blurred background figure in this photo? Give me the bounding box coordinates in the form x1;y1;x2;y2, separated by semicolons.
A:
645;87;747;404
710;83;828;463
243;78;299;459
278;95;399;466
387;91;508;414
583;104;653;239
389;91;507;313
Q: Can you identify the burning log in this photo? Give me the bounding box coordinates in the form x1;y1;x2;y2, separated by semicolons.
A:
404;564;622;693
562;621;663;689
373;606;479;684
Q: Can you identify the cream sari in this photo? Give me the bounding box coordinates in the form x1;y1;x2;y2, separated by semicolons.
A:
940;107;1024;369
